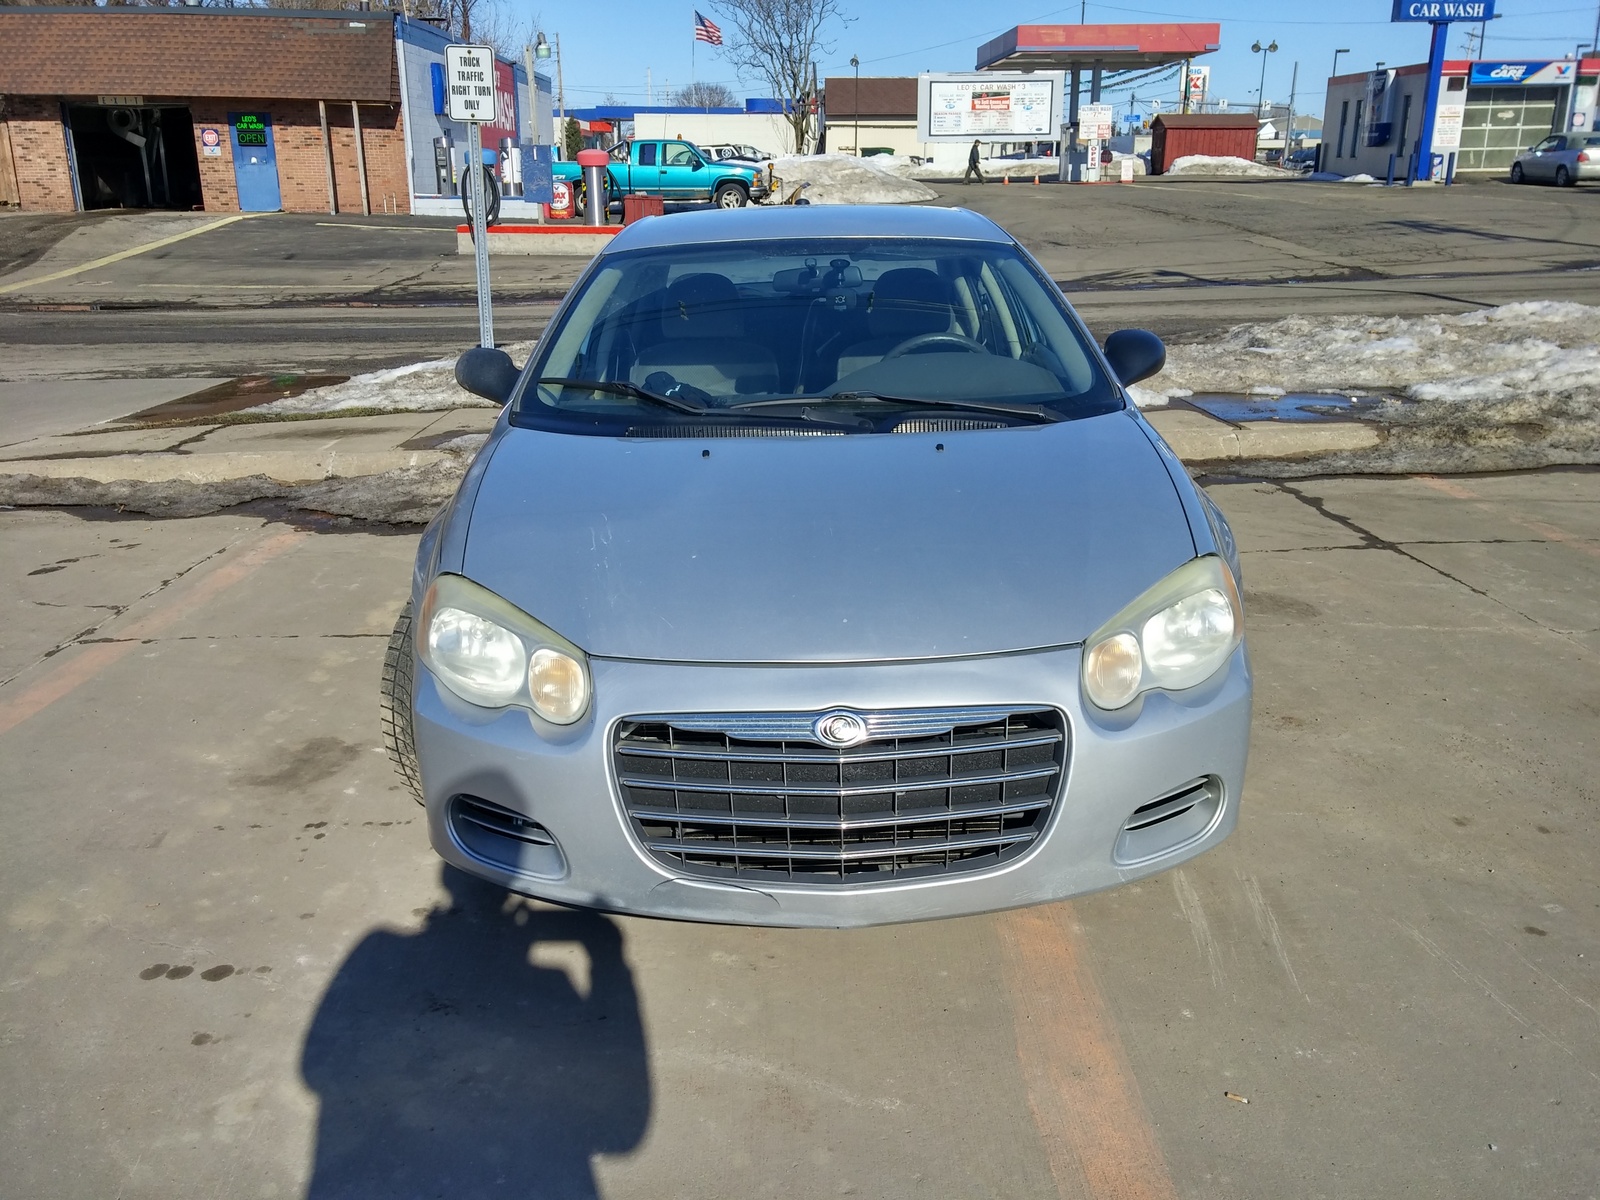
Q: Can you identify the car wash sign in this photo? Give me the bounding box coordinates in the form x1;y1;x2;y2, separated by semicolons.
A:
444;44;498;124
1391;0;1494;19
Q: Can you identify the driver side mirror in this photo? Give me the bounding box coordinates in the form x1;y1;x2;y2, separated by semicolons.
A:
691;158;704;170
455;346;520;404
1103;329;1166;387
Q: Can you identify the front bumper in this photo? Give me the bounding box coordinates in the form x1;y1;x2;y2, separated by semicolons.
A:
413;644;1251;928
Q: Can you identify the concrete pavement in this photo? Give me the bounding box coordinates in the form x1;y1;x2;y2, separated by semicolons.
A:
1;469;1595;1199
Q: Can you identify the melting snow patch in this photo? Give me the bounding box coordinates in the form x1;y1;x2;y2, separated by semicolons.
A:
1145;301;1600;472
248;341;539;414
771;155;938;204
1165;155;1293;178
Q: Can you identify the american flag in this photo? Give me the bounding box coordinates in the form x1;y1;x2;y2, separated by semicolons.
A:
693;11;722;45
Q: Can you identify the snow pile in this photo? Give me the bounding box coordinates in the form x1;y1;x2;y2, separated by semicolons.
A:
917;155;1065;180
771;155;938;204
1145;301;1600;473
249;341;538;414
1306;171;1378;183
1165;155;1293;177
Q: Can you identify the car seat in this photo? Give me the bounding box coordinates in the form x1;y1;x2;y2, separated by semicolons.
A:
835;268;958;380
630;273;781;398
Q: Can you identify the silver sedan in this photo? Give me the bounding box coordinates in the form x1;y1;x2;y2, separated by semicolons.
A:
1510;132;1600;186
382;205;1251;927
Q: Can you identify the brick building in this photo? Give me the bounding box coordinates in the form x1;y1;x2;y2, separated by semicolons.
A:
0;6;543;215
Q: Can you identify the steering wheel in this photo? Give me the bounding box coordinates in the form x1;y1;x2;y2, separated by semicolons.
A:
884;332;988;359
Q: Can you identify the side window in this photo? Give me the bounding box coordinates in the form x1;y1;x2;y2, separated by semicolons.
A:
637;143;658;167
1534;136;1562;152
666;143;697;166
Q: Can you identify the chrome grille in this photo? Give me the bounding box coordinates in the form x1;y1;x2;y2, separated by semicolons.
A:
614;707;1067;884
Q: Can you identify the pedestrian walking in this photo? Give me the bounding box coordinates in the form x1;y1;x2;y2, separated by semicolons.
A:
963;139;985;185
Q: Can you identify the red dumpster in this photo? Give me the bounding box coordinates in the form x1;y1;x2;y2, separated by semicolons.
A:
623;195;665;225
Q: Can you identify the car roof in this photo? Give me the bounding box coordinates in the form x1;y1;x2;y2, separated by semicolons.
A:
600;205;1014;254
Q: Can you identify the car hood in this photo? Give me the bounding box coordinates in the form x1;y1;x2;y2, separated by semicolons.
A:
462;411;1195;663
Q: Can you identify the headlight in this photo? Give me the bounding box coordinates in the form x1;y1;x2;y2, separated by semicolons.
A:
418;574;592;724
1081;556;1242;711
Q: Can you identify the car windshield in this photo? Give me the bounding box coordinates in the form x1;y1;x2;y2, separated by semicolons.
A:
511;237;1121;435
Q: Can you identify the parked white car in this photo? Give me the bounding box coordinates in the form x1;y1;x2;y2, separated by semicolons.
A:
1510;133;1599;186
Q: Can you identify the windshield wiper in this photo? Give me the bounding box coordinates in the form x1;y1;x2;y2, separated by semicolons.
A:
535;377;712;415
731;391;1066;424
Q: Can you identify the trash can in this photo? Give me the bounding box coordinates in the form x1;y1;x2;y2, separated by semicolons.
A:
623;195;665;225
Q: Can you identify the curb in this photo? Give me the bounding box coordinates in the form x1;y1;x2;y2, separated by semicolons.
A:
0;448;448;486
1144;410;1382;463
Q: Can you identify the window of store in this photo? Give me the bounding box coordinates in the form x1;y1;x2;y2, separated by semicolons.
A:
1458;85;1561;171
1336;100;1349;158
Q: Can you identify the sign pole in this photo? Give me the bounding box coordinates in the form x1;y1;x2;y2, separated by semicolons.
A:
468;120;494;348
446;43;498;350
1413;20;1450;182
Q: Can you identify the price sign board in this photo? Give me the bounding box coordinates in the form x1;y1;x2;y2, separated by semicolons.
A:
445;44;498;124
1081;104;1115;141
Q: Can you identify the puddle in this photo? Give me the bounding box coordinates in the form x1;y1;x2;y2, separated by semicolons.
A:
1181;392;1392;424
113;374;349;425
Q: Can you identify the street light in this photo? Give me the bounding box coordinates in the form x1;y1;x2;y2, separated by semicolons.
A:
535;31;565;132
1252;39;1278;120
1331;47;1350;80
850;55;860;156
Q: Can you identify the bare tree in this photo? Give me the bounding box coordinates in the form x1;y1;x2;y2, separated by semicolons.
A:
712;0;844;152
673;81;739;110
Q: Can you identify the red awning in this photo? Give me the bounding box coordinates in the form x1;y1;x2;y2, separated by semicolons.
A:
977;24;1222;72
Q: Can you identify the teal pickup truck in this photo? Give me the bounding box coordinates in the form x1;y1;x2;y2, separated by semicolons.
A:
554;139;772;213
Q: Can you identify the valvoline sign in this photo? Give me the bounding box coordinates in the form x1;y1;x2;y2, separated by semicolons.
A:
1391;0;1494;19
1469;61;1577;86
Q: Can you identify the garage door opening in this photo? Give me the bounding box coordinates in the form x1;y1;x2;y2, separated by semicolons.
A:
67;104;203;210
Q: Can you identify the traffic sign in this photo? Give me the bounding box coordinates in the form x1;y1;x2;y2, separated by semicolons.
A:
444;44;498;124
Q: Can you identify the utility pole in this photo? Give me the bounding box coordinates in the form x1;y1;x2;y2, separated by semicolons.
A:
1285;61;1297;166
1180;57;1191;113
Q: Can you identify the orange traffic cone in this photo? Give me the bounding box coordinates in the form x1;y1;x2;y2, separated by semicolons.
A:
1032;174;1039;185
1002;175;1010;185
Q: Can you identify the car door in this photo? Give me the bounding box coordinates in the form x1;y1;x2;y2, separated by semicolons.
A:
1526;135;1564;180
661;141;709;199
632;141;660;193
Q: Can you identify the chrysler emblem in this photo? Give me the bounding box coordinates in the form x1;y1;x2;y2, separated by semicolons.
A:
813;710;869;748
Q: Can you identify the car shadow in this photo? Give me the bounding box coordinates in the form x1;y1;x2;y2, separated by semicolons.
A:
300;866;650;1199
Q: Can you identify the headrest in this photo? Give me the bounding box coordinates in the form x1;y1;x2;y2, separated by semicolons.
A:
663;273;743;339
868;268;954;339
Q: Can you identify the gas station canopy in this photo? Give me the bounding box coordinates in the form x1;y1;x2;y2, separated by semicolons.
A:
976;24;1222;73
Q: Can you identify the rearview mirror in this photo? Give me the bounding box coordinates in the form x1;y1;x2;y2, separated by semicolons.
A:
691;158;704;170
455;346;520;404
1103;329;1166;388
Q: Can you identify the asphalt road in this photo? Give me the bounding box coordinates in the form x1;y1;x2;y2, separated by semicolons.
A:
2;470;1596;1199
1;176;1595;381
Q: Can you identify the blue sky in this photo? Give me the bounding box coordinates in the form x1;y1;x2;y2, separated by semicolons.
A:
524;0;1598;119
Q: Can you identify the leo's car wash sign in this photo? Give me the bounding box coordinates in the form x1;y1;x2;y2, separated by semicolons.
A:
1391;0;1494;19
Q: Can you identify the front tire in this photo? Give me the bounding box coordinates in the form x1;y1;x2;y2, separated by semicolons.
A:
1510;163;1524;184
380;601;424;806
714;182;749;209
